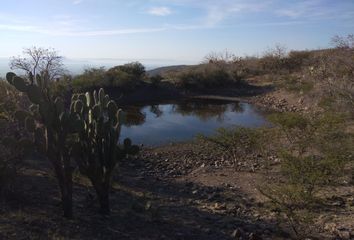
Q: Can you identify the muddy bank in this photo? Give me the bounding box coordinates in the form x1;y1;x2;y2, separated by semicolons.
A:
104;82;273;106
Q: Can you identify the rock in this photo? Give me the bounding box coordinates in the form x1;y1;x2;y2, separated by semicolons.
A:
338;230;351;240
248;232;262;240
231;228;242;238
324;223;337;233
214;202;226;210
263;229;271;235
253;213;260;220
204;228;211;234
207;193;221;201
330;197;345;207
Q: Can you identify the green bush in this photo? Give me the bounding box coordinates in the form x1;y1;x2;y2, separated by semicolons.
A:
284;50;312;72
278;75;314;93
172;63;242;89
198;127;269;163
149;75;163;87
260;112;353;236
113;61;145;77
49;75;73;99
72;67;107;90
72;62;146;91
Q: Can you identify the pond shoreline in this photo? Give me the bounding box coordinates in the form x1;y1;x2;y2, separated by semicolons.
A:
105;82;273;106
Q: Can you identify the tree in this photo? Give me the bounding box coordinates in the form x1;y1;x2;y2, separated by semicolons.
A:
331;34;354;49
203;50;236;64
115;61;146;78
9;47;66;84
260;43;288;72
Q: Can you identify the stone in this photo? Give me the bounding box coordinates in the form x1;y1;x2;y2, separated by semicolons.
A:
231;228;242;238
338;230;351;240
249;232;262;240
214;202;226;210
324;223;337;233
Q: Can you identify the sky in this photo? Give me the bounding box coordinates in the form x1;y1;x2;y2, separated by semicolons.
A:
0;0;353;63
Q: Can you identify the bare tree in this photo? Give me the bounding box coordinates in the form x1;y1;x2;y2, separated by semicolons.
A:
331;34;354;49
203;50;236;64
263;43;287;59
9;47;66;84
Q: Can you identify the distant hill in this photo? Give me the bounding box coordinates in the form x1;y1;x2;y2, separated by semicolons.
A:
147;65;190;77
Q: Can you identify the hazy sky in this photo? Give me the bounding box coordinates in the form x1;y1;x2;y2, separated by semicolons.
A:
1;0;353;62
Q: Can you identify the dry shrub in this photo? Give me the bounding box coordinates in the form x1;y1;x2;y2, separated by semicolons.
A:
0;81;28;195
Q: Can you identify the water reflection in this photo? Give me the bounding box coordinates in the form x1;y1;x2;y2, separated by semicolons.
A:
172;100;243;122
120;99;268;145
124;100;244;125
124;107;146;127
149;105;163;118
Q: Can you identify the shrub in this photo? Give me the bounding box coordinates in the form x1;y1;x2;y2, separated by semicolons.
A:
0;81;29;196
149;75;163;87
72;62;146;91
284;51;312;72
259;44;288;73
72;67;107;90
260;112;353;236
173;63;241;89
113;61;145;77
278;75;314;93
311;47;354;114
198;127;270;164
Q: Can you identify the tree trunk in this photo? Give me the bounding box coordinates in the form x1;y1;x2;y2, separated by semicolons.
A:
47;129;73;218
61;186;73;218
93;181;110;215
98;188;110;215
62;151;73;218
54;161;73;218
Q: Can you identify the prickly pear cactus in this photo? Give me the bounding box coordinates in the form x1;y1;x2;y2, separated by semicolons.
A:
6;72;80;218
72;88;138;214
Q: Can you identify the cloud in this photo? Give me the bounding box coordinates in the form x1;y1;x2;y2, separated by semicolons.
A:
72;0;83;5
68;27;166;36
0;23;166;36
0;24;38;32
205;1;272;26
147;7;172;16
151;0;271;26
274;0;354;20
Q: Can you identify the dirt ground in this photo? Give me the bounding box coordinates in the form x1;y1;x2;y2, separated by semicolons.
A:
1;139;353;240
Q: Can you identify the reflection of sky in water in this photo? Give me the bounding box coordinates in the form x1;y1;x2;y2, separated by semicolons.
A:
120;101;269;146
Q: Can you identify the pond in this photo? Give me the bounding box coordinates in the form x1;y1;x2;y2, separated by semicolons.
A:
120;99;269;146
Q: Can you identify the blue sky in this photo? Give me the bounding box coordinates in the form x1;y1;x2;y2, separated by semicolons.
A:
0;0;353;62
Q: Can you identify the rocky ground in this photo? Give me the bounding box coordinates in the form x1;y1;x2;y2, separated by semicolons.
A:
1;138;353;240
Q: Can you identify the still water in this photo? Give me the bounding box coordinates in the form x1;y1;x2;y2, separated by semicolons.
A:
120;99;268;146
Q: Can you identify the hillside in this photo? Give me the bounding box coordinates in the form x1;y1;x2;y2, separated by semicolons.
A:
146;65;190;77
